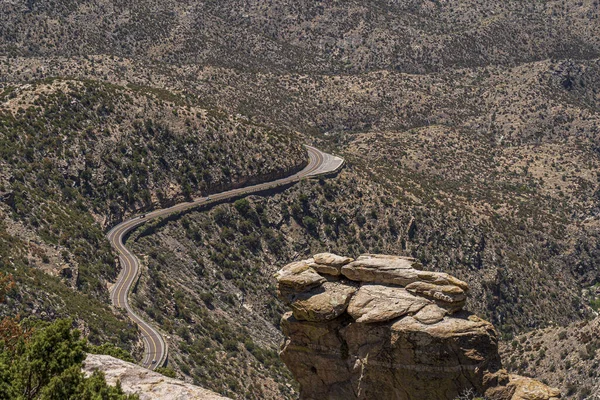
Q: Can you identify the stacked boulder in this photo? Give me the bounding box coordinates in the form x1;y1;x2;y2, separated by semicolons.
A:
275;253;561;400
276;253;466;325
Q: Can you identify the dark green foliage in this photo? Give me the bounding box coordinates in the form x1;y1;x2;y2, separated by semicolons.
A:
200;292;214;306
241;232;261;252
0;260;138;352
88;343;135;363
212;208;231;226
233;198;251;216
0;319;137;400
154;367;176;378
301;216;318;235
591;298;600;311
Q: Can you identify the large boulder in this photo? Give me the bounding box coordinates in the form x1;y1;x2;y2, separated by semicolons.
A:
275;260;326;298
341;255;469;291
290;280;358;322
508;376;562;400
274;253;561;400
412;304;447;325
340;255;416;285
485;374;562;400
347;284;430;323
405;281;467;311
307;253;355;277
280;311;501;400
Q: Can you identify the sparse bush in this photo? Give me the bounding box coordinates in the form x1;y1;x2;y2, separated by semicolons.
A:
155;367;177;378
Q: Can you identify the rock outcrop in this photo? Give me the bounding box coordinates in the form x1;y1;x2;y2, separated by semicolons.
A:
275;253;561;400
83;354;229;400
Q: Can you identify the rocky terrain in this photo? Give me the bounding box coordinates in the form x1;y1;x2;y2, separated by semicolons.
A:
500;317;600;400
127;161;600;398
1;0;600;74
275;252;561;400
84;354;229;400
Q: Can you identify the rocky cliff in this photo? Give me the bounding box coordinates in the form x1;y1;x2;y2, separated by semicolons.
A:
275;253;562;400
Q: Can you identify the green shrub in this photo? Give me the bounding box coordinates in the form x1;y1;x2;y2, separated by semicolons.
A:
155;367;177;378
200;292;214;306
0;318;137;399
88;343;135;363
233;198;251;215
302;216;318;234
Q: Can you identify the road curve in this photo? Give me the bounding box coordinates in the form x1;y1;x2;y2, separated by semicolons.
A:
107;145;343;370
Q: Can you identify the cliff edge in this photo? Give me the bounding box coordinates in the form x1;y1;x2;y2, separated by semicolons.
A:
84;354;230;400
275;253;562;400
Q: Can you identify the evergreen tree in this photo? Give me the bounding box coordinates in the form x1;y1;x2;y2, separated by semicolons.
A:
0;274;137;399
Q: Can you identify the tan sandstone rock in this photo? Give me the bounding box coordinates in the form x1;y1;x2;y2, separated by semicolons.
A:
508;375;562;400
341;255;469;291
314;252;354;267
357;254;417;262
415;270;470;291
341;255;415;284
275;253;560;400
275;260;326;297
405;281;467;311
412;303;447;324
485;373;562;400
83;354;229;400
280;310;502;400
347;284;430;323
309;261;342;276
290;281;358;322
309;253;354;277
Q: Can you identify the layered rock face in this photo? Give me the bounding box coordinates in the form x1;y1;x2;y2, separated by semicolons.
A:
276;253;561;400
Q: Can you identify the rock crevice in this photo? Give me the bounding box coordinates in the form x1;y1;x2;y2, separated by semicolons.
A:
275;253;561;400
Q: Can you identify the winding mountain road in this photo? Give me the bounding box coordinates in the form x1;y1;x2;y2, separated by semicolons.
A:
107;145;344;370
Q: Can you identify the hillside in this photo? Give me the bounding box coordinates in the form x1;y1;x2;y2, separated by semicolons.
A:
1;0;600;73
0;78;304;360
500;317;600;400
127;160;600;397
1;0;600;398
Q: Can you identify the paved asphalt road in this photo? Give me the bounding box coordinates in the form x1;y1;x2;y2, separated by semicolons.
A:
107;145;344;370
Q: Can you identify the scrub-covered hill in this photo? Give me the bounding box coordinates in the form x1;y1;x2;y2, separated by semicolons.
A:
2;0;600;397
1;0;600;73
0;78;304;358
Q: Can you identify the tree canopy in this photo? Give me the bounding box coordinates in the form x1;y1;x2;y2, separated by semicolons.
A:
0;274;138;399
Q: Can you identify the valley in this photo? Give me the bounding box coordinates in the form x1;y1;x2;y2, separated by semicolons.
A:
1;0;600;398
108;145;343;371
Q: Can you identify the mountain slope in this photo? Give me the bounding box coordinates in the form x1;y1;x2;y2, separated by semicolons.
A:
1;0;600;73
2;0;600;397
0;78;304;360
